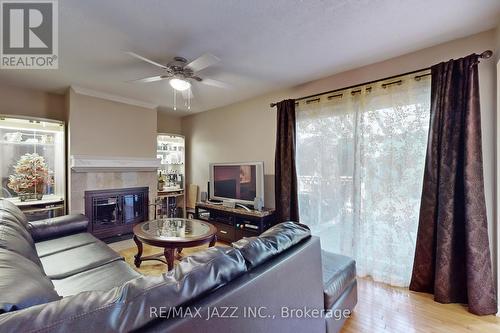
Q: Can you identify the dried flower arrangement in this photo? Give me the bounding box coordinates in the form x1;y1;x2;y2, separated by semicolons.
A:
8;153;54;201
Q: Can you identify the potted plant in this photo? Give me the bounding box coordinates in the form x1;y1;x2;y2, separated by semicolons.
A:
7;153;54;201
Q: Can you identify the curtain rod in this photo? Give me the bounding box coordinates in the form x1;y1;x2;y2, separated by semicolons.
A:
270;50;493;108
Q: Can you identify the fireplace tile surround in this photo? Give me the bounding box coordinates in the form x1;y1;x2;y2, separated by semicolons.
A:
70;171;157;218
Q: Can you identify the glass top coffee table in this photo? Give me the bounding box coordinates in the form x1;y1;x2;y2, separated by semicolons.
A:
132;218;217;271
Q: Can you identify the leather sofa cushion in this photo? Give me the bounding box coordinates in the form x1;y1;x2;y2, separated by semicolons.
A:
232;221;311;269
0;222;42;267
321;250;356;310
0;199;28;228
53;260;140;297
0;202;41;267
29;214;89;242
0;202;34;245
0;246;247;332
41;241;122;279
35;232;97;257
0;249;60;313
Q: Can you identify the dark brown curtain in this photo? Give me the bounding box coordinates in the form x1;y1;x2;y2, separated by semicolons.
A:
275;99;299;223
409;54;497;315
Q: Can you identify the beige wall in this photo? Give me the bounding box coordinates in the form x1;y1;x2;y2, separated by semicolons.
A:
67;89;158;213
0;84;65;121
183;29;497;217
182;95;277;208
157;111;182;135
68;89;157;158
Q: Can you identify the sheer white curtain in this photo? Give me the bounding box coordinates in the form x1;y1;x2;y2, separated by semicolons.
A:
296;74;431;286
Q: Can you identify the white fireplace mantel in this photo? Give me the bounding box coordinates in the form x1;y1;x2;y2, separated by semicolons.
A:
70;155;161;172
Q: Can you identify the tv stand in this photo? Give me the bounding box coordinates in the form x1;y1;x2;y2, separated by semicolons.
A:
195;202;275;243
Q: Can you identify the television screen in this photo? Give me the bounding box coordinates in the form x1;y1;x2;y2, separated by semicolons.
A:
213;165;257;201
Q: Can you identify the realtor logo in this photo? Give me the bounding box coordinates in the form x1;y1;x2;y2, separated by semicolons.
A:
1;0;58;69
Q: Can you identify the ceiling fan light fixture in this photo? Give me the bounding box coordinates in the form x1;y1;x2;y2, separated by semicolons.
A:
169;78;191;91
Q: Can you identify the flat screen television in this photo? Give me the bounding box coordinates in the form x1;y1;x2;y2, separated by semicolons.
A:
209;162;264;205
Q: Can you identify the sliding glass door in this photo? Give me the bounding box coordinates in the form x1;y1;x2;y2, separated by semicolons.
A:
296;73;431;286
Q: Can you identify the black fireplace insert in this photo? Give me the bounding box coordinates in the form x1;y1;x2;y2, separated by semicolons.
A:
85;187;149;240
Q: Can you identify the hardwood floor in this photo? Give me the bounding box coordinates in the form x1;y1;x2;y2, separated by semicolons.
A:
113;240;500;333
342;278;500;333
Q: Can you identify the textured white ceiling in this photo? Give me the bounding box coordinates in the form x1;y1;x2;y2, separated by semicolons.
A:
0;0;499;115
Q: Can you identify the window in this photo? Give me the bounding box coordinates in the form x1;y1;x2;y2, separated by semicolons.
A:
296;73;431;286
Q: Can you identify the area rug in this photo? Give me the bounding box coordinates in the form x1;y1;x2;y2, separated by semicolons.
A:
118;242;228;276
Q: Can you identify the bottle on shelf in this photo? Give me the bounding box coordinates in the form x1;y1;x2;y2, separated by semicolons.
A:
158;171;165;191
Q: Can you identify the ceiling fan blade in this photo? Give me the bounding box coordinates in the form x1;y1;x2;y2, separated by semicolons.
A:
186;53;220;72
200;78;229;89
181;88;195;100
126;51;167;69
128;75;168;83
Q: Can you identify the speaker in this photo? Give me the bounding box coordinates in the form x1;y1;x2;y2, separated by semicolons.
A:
253;197;264;211
201;191;208;202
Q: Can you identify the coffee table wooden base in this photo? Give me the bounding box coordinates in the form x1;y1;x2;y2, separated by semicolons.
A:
133;234;217;271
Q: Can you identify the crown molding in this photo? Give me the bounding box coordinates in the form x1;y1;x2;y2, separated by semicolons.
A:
70;85;158;110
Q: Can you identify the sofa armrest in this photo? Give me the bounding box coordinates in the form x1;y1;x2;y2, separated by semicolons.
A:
28;214;89;241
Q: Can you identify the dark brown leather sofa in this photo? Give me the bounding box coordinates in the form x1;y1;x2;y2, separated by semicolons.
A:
0;199;357;332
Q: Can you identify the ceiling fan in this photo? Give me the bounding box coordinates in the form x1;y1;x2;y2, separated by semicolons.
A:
126;51;228;94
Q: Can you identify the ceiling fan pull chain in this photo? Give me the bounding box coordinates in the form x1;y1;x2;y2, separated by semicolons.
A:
173;89;177;111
